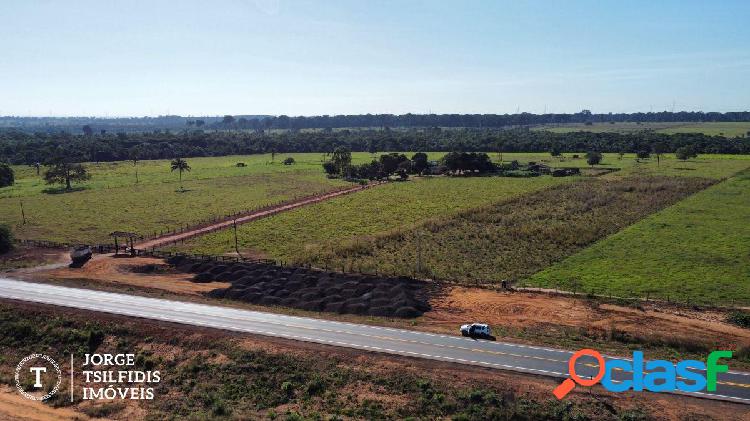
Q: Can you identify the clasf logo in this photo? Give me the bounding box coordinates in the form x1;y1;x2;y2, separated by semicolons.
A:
15;354;62;401
553;348;732;399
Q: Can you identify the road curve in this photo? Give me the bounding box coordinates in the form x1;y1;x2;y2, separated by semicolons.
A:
1;277;748;404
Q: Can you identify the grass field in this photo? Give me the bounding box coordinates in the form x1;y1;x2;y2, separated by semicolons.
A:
534;122;688;134
656;122;750;137
170;175;574;260
0;154;354;243
0;153;384;199
524;169;750;306
535;122;750;137
305;176;715;283
533;153;750;180
173;154;750;261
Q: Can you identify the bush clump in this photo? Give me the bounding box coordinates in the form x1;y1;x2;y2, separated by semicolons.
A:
0;224;13;254
727;311;750;329
0;163;13;187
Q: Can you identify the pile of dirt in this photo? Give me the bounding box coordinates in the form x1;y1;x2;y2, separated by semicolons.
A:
167;256;431;318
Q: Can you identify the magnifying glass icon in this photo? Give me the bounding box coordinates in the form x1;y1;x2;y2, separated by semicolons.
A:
553;349;606;399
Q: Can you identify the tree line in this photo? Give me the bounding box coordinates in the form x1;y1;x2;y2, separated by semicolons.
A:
4;111;750;133
209;110;750;130
323;149;502;181
1;128;749;166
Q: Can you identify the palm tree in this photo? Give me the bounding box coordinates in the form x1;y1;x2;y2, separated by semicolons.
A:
170;158;191;191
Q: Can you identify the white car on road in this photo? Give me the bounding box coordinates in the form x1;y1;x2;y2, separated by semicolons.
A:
460;323;493;339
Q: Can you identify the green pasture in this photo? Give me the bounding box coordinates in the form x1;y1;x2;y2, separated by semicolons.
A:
524;170;750;306
1;153;376;199
535;122;750;137
170;175;574;260
488;152;750;180
0;154;353;243
172;154;748;260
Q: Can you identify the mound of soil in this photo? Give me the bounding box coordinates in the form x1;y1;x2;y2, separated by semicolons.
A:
166;256;431;318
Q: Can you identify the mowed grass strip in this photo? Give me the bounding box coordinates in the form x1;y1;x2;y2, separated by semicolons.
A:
525;170;750;306
303;176;715;283
172;175;573;259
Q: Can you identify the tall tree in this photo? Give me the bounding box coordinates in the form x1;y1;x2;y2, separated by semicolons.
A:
652;141;668;166
170;158;191;190
331;147;352;176
496;141;505;163
411;152;429;175
368;140;378;158
44;160;90;190
585;151;603;167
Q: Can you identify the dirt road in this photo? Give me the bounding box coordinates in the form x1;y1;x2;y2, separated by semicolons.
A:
136;182;384;250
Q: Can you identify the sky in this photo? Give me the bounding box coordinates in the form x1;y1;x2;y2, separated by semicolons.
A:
1;0;748;117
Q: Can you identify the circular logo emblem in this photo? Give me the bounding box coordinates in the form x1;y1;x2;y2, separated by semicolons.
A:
15;354;62;401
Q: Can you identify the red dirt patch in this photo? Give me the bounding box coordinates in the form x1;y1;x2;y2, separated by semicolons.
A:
35;255;229;295
423;287;750;350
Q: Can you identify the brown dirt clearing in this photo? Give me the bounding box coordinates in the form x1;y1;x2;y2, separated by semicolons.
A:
32;255;228;295
423;287;750;350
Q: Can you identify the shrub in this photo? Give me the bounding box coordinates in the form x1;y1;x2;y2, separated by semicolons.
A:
727;311;750;329
0;224;13;254
585;151;602;166
676;146;698;160
322;161;337;176
81;402;126;418
87;328;105;352
305;376;325;397
735;346;750;362
0;163;13;187
281;381;295;398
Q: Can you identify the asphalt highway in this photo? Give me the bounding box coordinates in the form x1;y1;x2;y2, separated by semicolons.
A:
1;277;748;404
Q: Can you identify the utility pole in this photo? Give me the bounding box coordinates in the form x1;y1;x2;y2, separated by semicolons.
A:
233;219;243;259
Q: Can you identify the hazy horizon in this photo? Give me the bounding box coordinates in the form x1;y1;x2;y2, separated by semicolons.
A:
2;0;749;117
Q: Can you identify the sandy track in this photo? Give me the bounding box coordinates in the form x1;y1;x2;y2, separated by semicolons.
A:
0;387;87;421
136;182;384;250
